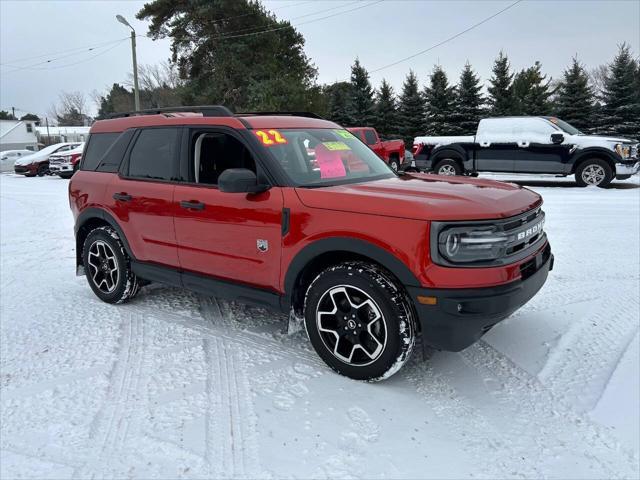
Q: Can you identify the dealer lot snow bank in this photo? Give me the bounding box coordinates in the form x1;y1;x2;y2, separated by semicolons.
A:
1;173;638;479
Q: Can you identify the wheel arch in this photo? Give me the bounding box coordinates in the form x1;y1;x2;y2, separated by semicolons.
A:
571;148;618;174
75;208;134;269
283;237;420;315
430;146;467;171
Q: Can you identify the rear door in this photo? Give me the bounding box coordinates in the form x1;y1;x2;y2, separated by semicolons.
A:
474;118;519;172
173;127;284;291
105;127;181;268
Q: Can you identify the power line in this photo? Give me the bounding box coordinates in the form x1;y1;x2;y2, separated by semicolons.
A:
1;40;128;74
213;0;384;41
1;36;130;66
369;0;523;74
207;0;316;25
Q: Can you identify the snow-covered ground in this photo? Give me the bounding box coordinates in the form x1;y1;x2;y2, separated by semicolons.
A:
1;172;639;479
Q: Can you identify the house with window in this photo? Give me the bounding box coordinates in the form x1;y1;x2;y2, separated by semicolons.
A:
0;120;39;152
35;125;90;146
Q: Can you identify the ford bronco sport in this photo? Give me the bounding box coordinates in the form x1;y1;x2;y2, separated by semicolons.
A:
69;106;553;381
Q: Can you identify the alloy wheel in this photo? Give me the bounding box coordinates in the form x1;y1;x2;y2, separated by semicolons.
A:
582;164;605;185
87;240;120;294
438;164;457;176
315;285;387;366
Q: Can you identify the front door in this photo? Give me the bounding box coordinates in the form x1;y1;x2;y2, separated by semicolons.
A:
512;118;572;173
173;129;284;291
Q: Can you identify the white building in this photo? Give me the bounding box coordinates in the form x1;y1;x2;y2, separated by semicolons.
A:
35;125;90;145
0;120;39;152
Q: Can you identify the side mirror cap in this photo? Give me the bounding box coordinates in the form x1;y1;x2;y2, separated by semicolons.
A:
218;168;270;194
551;132;565;145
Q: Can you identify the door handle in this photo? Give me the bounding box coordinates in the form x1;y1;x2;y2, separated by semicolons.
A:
180;200;205;211
113;192;132;202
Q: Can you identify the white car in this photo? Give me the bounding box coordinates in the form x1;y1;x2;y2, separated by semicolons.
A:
1;149;35;172
14;142;82;176
49;143;85;178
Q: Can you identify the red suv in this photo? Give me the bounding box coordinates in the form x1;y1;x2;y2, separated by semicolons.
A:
69;106;553;381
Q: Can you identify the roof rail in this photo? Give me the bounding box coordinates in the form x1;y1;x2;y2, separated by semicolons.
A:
236;111;324;120
106;105;234;119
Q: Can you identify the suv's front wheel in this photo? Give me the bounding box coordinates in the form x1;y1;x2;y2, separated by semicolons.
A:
83;226;140;303
304;262;416;381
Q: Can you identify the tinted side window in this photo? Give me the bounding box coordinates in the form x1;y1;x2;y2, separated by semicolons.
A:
128;128;179;181
363;129;377;145
81;133;120;171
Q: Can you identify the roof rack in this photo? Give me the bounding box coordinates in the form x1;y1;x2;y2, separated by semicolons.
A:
236;111;324;119
107;105;234;119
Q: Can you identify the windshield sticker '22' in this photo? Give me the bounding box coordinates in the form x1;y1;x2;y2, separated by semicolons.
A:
255;130;288;146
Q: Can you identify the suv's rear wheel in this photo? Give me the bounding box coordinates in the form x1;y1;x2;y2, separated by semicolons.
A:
433;158;462;176
304;262;416;381
575;159;613;187
83;226;140;303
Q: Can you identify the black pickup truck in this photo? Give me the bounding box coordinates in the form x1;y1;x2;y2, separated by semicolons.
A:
409;116;639;187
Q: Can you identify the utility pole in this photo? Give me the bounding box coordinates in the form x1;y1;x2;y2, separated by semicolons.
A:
11;106;15;119
45;117;51;146
116;15;140;111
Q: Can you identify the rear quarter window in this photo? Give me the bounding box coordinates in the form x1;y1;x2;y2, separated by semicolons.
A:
81;133;120;171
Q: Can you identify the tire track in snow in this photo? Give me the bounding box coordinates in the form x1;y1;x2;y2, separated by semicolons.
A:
538;287;640;412
79;312;146;478
201;296;261;477
459;340;639;478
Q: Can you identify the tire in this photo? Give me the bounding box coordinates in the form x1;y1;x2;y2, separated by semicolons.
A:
389;158;400;172
36;164;48;177
433;158;462;176
82;226;140;304
304;262;416;381
575;159;613;188
58;173;73;179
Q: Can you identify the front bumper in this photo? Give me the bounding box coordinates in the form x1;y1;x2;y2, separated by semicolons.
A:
14;164;36;175
408;243;553;352
615;160;640;178
50;162;74;174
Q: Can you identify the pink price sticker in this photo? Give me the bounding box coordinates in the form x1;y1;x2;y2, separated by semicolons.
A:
315;143;346;179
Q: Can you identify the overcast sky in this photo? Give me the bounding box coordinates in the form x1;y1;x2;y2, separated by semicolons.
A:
1;0;638;119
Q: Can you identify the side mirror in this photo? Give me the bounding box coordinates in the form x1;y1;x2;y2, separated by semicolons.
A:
218;168;270;194
551;132;564;145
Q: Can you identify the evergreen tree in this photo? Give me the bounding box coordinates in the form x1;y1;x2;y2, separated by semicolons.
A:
487;52;515;116
96;84;134;119
397;70;426;145
452;63;484;135
324;82;353;126
19;113;41;124
374;79;400;137
554;57;594;132
349;59;376;125
512;61;552;115
0;111;17;120
423;66;457;135
600;44;640;138
137;0;318;111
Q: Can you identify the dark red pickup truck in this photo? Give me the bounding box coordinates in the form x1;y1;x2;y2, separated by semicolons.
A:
348;127;405;171
70;106;552;381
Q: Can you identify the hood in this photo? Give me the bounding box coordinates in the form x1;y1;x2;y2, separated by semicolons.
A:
569;134;638;146
14;151;47;166
295;174;542;221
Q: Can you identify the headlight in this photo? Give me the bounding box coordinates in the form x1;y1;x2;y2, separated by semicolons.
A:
432;210;546;266
615;143;631;159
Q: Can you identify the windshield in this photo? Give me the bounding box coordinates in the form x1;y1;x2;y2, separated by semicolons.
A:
545;117;583;135
255;128;395;187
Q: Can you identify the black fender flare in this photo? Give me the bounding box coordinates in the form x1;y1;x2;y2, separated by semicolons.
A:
430;145;468;171
75;208;134;265
570;147;619;173
282;236;421;311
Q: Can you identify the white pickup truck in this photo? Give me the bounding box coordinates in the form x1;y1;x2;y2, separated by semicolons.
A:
409;116;639;187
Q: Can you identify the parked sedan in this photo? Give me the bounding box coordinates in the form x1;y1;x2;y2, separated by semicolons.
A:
1;150;35;172
14;142;81;177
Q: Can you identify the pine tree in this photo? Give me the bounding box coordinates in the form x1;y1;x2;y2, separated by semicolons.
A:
374;79;400;137
487;52;515;116
325;82;353;126
397;70;426;145
554;57;594;132
349;59;376;125
600;43;640;138
424;66;457;135
453;63;484;135
513;61;552;115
